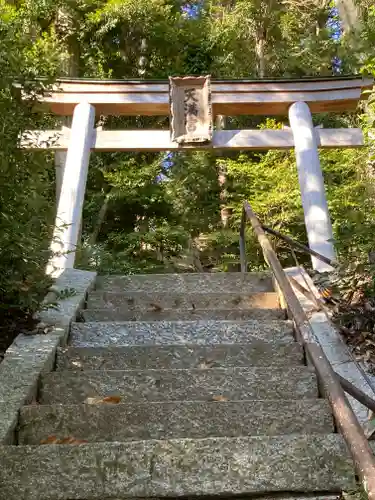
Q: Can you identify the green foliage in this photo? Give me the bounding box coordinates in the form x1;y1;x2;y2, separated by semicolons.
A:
77;223;190;274
67;0;375;275
197;228;267;272
2;0;375;319
81;0;187;78
198;0;341;77
166;152;222;236
0;4;55;326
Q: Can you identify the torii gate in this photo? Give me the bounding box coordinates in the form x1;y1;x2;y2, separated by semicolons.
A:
21;75;373;275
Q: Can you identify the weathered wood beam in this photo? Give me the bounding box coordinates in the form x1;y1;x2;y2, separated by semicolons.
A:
46;77;372;94
21;128;364;151
17;76;373;116
39;88;364;116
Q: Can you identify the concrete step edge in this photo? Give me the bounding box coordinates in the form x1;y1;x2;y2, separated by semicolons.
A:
39;366;318;404
47;366;314;374
18;399;334;444
72;319;293;327
69;319;295;347
56;343;303;370
86;291;280;309
95;272;275;294
81;308;285;322
0;434;355;499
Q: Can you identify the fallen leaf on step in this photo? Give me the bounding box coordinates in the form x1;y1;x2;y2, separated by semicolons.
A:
59;437;88;445
149;303;163;312
85;397;102;404
84;396;122;404
197;360;216;369
232;296;242;305
71;360;83;368
102;396;122;404
212;395;228;402
40;436;88;445
40;435;58;444
174;298;182;308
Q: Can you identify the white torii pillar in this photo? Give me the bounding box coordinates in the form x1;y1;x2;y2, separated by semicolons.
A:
288;101;335;272
55;151;66;206
47;102;95;276
54;124;71;207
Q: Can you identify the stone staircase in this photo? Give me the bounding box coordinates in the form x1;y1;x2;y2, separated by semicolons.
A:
2;272;356;499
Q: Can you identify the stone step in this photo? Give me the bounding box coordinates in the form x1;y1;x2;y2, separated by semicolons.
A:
59;497;340;500
56;342;303;371
86;291;280;311
247;497;340;500
0;434;354;499
27;493;344;500
70;319;294;347
95;271;274;293
18;399;333;444
37;496;344;500
82;307;284;322
35;496;343;500
39;367;317;405
16;496;343;500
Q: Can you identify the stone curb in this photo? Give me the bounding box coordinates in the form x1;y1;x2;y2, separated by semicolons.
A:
285;266;375;426
0;268;96;444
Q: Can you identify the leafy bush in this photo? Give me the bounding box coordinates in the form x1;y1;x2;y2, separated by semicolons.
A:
0;7;56;328
76;223;190;275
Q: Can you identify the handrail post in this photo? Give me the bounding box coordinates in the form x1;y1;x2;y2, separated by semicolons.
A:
242;200;375;500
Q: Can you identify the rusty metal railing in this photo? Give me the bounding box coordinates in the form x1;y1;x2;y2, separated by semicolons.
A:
240;200;375;500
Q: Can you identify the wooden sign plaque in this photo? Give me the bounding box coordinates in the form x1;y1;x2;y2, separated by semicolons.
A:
169;75;212;145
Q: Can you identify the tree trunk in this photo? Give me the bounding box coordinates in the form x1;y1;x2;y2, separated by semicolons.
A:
215;115;232;227
54;8;84;241
138;38;147;77
365;103;375;209
135;216;151;251
335;0;362;34
88;192;111;246
255;27;266;78
189;237;204;272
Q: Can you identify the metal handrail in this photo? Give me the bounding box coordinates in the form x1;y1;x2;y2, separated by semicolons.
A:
261;223;335;266
240;218;335;269
240;200;375;500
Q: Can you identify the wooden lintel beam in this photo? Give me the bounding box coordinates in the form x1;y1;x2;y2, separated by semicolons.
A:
18;76;372;116
47;77;372;94
43;88;361;105
38;88;363;116
20;128;364;152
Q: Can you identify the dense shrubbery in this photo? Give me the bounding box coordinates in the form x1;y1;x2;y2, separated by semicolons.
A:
0;7;56;331
1;0;375;332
